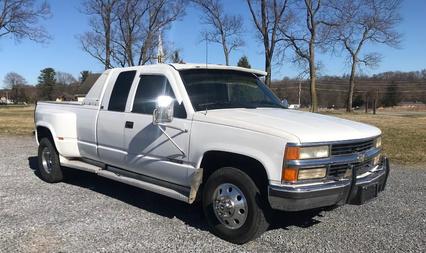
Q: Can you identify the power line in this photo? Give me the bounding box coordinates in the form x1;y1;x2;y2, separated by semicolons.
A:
275;86;426;93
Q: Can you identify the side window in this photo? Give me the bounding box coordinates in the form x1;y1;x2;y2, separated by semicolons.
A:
108;71;136;112
132;75;187;118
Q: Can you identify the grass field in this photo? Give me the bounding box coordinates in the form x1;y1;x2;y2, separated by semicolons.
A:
1;105;425;165
0;106;35;136
322;110;426;165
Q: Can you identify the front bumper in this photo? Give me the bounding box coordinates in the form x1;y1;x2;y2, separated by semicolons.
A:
268;157;390;211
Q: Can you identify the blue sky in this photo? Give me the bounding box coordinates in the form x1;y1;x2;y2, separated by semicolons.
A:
0;0;425;86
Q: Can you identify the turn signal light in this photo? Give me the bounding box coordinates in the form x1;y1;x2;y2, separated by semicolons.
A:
282;167;298;182
284;147;300;160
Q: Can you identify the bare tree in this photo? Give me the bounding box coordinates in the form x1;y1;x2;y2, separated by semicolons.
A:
79;0;119;69
330;0;402;112
4;72;28;102
280;0;335;112
56;72;77;85
3;72;27;88
111;0;148;67
192;0;244;66
136;0;187;66
246;0;290;87
106;0;186;67
0;0;50;42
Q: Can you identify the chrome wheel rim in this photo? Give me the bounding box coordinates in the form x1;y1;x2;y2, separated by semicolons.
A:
41;147;54;174
212;183;248;229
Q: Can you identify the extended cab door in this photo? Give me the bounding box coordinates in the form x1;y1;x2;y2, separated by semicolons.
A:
122;73;192;187
97;70;137;167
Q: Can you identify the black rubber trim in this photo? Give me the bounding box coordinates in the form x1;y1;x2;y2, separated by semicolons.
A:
346;164;357;202
381;157;390;191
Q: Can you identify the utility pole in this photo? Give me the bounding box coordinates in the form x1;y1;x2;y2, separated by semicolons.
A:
205;34;209;68
364;92;368;114
298;80;301;106
373;88;379;115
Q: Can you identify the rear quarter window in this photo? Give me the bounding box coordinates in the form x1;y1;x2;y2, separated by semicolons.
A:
108;71;136;112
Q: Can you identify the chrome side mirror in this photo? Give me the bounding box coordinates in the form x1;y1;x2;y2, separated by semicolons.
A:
153;95;174;124
281;99;289;108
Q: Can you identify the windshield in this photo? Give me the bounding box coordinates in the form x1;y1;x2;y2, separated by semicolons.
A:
179;69;284;111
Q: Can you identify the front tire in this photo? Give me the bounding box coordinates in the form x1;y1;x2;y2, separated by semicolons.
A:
37;138;63;183
202;167;269;244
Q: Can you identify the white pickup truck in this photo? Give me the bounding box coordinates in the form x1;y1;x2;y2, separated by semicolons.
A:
34;63;389;244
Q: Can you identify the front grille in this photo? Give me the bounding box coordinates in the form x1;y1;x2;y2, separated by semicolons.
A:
328;158;374;179
331;139;375;156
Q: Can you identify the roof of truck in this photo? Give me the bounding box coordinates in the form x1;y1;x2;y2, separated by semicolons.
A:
169;63;267;77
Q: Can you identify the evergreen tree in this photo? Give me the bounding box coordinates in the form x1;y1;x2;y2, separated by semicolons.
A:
37;68;56;100
352;94;364;108
237;56;251;69
381;83;400;107
80;70;91;83
171;50;184;64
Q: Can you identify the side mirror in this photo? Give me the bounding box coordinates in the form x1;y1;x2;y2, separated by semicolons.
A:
281;99;289;108
153;95;174;124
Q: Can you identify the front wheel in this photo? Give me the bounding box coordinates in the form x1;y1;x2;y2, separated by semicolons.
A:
202;167;269;244
37;138;63;183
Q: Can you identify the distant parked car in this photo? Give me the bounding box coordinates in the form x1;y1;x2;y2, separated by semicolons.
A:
288;104;300;109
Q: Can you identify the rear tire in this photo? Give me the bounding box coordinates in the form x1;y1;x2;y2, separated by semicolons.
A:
202;167;269;244
37;138;63;183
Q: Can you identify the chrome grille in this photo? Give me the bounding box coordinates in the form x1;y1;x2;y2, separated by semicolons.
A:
328;158;373;179
331;139;374;156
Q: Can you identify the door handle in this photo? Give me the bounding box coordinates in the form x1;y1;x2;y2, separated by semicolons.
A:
125;121;134;129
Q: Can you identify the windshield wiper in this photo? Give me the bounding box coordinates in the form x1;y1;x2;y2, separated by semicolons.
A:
197;101;257;110
254;101;284;108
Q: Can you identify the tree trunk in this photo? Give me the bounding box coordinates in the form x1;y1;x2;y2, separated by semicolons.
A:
104;15;111;70
309;71;318;112
346;56;357;112
309;37;318;112
223;45;229;66
265;53;272;87
126;36;134;66
138;34;152;65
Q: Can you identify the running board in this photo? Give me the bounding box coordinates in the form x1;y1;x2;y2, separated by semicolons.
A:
97;170;189;203
59;156;202;204
60;156;103;173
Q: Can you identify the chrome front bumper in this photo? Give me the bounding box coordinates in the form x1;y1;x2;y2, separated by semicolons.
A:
268;157;390;211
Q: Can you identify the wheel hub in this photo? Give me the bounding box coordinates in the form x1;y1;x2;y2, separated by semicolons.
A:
216;196;235;218
212;183;248;229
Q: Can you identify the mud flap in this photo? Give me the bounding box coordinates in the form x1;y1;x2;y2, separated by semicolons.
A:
188;168;203;204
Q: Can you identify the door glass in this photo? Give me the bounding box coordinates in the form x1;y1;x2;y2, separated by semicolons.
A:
108;71;136;112
132;75;186;118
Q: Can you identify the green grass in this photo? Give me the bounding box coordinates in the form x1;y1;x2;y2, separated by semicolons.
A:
1;106;425;164
323;111;426;165
0;106;35;135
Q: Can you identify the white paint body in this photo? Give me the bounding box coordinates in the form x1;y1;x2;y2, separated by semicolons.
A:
34;63;381;190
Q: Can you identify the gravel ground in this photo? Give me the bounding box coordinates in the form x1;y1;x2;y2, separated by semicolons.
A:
0;136;425;252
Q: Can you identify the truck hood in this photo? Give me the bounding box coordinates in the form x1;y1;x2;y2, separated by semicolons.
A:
193;108;381;143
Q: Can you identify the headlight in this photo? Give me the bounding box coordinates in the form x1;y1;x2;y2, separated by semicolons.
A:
298;167;327;180
375;136;382;148
284;145;329;160
282;167;327;182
